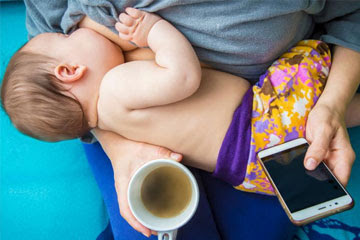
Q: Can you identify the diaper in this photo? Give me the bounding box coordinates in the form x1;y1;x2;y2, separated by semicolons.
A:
235;40;331;195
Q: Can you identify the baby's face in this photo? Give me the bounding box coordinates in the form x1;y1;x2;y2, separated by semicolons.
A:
25;28;124;72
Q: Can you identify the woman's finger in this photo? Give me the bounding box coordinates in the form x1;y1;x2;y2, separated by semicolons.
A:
116;178;152;237
156;146;182;162
325;127;355;186
304;124;335;170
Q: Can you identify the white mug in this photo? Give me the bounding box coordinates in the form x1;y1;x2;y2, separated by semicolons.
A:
128;159;199;240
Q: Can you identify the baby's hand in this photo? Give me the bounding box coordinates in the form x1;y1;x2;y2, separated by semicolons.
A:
115;8;162;48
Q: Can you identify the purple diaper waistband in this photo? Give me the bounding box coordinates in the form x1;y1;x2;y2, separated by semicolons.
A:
212;88;253;186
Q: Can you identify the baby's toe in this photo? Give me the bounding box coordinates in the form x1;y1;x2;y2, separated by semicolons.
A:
119;13;135;27
125;7;143;19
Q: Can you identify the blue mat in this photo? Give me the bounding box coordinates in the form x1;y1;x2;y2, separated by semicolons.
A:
1;1;359;239
1;2;108;240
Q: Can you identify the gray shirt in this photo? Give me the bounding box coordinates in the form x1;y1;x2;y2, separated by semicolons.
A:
25;0;360;82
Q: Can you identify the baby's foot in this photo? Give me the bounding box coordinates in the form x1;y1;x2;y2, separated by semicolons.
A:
115;8;162;48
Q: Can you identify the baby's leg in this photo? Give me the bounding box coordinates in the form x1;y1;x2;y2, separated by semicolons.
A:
346;93;360;127
116;8;161;48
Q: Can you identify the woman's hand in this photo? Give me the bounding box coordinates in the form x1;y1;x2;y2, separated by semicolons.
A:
304;45;360;186
304;103;355;186
93;128;182;237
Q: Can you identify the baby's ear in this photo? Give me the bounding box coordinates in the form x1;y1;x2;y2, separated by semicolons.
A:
54;64;87;83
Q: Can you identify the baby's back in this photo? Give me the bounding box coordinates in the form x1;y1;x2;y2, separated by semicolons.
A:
98;68;250;171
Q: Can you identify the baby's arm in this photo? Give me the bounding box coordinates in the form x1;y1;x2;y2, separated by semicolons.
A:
105;8;201;110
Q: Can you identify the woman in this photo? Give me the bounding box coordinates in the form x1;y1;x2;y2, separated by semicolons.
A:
24;1;360;239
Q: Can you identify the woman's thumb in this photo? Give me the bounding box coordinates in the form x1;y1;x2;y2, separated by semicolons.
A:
304;136;331;170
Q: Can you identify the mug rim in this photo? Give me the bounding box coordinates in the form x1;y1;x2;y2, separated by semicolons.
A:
127;159;199;231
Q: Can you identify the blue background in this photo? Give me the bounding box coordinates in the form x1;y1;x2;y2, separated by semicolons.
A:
1;2;108;239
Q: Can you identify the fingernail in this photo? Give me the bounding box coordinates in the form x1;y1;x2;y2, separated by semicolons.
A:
170;153;181;161
142;232;150;238
306;158;317;170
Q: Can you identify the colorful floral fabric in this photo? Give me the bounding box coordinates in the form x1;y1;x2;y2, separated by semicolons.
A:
235;40;331;195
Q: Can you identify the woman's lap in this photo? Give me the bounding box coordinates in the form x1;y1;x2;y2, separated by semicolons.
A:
82;142;296;240
199;171;297;239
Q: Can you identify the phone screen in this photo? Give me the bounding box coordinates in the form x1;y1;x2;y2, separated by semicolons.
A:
262;143;347;213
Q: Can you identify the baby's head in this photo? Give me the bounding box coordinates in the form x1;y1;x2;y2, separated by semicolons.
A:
1;50;89;141
1;28;124;141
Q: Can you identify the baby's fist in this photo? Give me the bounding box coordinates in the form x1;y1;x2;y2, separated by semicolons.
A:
115;8;161;47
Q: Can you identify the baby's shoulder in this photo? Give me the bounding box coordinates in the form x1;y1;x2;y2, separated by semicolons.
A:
102;64;125;82
100;64;129;94
98;65;129;109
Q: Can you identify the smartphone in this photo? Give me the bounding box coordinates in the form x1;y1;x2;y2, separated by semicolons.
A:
257;138;354;225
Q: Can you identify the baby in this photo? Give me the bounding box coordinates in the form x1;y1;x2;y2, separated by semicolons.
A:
1;8;333;194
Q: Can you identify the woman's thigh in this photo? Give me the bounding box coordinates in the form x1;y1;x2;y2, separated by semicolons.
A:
82;142;221;240
200;171;297;240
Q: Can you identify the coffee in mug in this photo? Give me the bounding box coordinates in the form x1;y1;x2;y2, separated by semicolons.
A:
141;166;192;218
128;159;199;240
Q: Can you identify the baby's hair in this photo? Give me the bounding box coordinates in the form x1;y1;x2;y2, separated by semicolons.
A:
1;49;90;142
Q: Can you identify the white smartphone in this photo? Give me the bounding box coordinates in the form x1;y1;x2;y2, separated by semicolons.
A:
257;138;354;225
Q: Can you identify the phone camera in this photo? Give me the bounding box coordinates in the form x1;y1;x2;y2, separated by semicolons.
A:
335;202;338;205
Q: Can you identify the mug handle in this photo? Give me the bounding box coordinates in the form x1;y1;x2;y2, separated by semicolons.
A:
158;230;178;240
